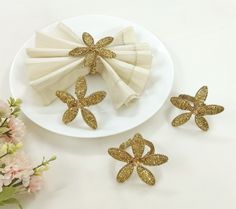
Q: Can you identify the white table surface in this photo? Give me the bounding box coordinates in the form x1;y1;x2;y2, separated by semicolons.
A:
0;1;235;209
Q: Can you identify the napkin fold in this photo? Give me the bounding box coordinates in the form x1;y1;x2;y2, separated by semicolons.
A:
26;23;152;109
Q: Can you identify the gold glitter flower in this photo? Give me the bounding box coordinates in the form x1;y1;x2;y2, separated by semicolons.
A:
56;77;106;129
69;32;116;74
170;86;224;131
108;133;168;186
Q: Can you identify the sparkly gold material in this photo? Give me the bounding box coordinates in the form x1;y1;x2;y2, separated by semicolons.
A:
170;86;224;131
69;32;116;74
56;77;106;129
108;133;168;186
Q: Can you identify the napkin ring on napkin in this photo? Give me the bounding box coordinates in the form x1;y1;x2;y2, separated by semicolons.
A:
69;32;116;74
170;86;224;131
56;76;106;129
108;133;168;185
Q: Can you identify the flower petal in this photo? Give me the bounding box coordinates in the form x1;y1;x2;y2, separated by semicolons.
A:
62;107;78;124
132;133;145;158
81;108;97;129
170;97;193;111
98;48;116;58
75;77;87;100
142;154;168;166
137;165;155;185
108;148;133;163
195;116;209;131
56;91;77;108
69;47;89;56
82;32;94;46
195;86;208;102
84;51;97;67
172;112;192;127
178;94;195;103
82;91;106;106
117;163;134;183
205;105;224;115
96;37;114;48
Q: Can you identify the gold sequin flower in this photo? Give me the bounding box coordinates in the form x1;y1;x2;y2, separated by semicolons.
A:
170;86;224;131
69;32;116;74
108;133;168;186
56;77;106;129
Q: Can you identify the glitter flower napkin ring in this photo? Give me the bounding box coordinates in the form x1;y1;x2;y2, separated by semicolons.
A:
108;133;168;185
69;32;116;74
170;86;224;131
56;76;106;129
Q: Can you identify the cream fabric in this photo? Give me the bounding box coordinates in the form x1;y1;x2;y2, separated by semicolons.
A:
26;23;153;109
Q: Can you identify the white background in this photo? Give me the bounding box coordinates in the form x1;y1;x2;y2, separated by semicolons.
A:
0;0;235;209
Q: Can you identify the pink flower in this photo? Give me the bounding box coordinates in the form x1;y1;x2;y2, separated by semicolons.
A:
0;152;34;188
8;117;25;141
0;100;11;118
0;117;25;143
28;175;43;193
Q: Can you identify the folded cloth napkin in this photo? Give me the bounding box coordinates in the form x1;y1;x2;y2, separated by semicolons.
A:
26;23;153;109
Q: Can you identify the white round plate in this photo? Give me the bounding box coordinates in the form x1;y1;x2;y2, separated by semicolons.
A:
9;15;174;138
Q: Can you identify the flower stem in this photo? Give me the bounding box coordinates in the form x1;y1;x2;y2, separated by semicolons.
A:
0;118;8;127
0;152;9;159
33;156;56;173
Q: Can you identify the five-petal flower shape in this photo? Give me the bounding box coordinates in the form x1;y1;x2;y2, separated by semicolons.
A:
108;133;168;185
170;86;224;131
69;32;116;74
56;77;106;129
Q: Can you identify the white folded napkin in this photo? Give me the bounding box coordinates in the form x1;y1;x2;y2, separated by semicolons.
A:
26;23;153;109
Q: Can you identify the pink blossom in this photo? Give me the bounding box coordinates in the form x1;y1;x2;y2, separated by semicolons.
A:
0;100;10;118
0;117;25;143
0;152;34;188
28;175;43;193
8;117;25;140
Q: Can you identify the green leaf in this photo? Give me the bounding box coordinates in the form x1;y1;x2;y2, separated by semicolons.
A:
0;198;22;209
14;99;22;106
8;97;22;109
8;97;14;106
12;107;21;117
0;187;18;202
